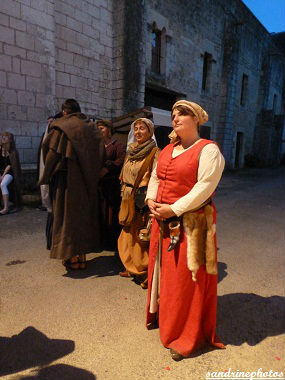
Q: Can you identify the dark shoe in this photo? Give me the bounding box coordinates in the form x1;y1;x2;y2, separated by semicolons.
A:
134;274;147;288
140;278;148;289
63;257;80;270
37;206;47;211
78;262;86;269
140;282;148;289
119;270;131;278
170;348;184;361
78;254;86;270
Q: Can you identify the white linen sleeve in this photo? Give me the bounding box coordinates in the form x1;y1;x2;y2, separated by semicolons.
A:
170;144;225;216
145;164;159;202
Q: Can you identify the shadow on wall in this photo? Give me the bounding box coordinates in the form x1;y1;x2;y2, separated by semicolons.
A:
217;293;285;346
0;326;94;379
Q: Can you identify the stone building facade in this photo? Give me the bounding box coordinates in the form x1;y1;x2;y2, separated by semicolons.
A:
0;0;284;174
0;0;114;171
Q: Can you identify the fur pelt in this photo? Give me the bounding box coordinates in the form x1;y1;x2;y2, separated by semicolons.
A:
183;204;217;281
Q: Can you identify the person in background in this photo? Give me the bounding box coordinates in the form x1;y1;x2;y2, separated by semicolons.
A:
39;99;105;270
118;118;159;289
0;132;22;215
37;112;62;212
97;119;126;250
146;100;225;360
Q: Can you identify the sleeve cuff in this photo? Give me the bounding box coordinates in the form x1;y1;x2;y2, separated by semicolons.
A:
169;204;180;217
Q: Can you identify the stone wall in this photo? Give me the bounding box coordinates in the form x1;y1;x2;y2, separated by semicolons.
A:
144;0;285;168
0;0;56;167
0;0;114;169
54;0;113;118
111;0;125;117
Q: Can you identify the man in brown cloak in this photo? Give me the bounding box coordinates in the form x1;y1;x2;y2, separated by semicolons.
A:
39;99;105;269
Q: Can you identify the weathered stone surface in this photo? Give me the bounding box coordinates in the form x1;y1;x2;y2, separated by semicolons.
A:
4;44;26;59
15;30;35;50
0;25;15;44
56;71;71;86
21;5;54;31
0;0;21;18
7;73;25;90
21;59;42;77
15;135;32;149
17;91;35;106
26;76;46;92
0;12;9;27
0;71;7;87
10;17;27;32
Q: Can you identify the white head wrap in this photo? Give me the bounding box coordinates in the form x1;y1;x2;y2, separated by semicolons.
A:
127;118;157;149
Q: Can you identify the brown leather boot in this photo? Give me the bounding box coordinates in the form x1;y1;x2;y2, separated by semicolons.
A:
119;270;131;277
63;256;80;270
78;254;86;269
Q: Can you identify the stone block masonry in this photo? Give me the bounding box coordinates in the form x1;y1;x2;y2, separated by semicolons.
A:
0;0;56;167
0;0;115;168
54;0;113;119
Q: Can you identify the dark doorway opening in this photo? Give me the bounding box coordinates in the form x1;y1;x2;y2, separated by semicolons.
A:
145;87;176;111
154;126;171;149
235;132;243;168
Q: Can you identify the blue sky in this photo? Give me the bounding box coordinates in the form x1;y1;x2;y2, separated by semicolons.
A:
242;0;285;33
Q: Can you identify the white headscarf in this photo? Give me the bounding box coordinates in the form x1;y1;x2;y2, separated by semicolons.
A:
127;118;157;150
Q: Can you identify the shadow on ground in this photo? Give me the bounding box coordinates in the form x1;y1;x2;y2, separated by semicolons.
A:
217;293;285;346
218;262;227;283
63;253;124;279
5;260;27;266
0;327;75;377
63;257;227;282
15;364;96;380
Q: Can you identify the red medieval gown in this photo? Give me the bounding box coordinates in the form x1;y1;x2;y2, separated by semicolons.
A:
146;139;225;357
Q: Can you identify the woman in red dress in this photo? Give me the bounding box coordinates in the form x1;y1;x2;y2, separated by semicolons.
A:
146;100;225;360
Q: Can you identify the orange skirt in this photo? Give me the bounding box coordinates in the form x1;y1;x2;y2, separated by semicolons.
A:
118;213;149;276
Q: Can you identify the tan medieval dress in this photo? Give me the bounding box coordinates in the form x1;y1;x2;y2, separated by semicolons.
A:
118;143;159;277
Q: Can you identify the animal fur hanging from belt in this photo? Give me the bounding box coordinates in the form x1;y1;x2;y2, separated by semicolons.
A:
183;205;217;281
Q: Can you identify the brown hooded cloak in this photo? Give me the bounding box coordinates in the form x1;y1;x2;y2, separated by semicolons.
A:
39;113;105;260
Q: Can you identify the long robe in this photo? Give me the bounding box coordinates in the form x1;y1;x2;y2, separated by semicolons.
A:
146;140;224;357
118;146;158;276
39;113;105;260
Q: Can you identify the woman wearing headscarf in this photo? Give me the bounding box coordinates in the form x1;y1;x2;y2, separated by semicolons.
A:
0;132;22;215
118;118;159;288
97;119;126;250
145;100;225;360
